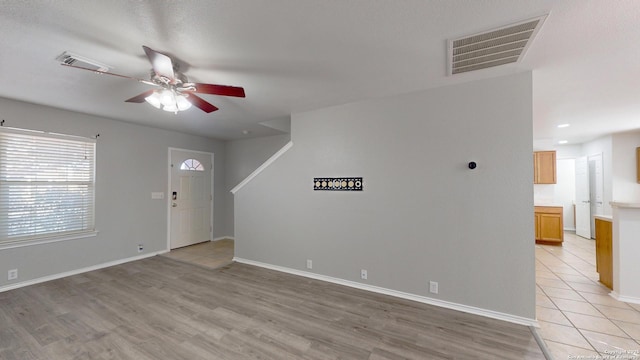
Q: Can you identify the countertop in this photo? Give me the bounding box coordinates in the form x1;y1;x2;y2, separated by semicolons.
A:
610;202;640;209
594;214;613;221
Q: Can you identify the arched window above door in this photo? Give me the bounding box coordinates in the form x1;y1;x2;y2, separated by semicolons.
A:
180;159;205;171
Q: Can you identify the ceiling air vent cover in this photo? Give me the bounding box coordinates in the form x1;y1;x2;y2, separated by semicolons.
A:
448;15;547;75
56;51;111;72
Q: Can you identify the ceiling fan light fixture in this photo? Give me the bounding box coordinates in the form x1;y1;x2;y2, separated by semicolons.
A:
160;90;175;107
67;46;243;114
176;94;192;111
143;89;191;113
162;103;178;113
144;91;162;109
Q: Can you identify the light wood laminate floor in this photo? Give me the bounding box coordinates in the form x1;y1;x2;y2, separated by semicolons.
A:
0;255;545;359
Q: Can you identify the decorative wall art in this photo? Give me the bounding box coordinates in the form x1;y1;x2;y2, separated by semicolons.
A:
313;177;363;191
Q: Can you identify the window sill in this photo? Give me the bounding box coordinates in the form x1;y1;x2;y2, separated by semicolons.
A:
0;231;99;250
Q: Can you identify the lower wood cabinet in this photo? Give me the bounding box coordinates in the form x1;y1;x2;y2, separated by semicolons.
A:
535;206;563;245
595;218;613;289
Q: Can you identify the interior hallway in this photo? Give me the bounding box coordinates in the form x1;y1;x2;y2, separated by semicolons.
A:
536;232;640;358
162;239;234;269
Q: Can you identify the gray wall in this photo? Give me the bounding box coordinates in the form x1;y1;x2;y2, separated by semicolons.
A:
222;134;291;237
234;72;536;319
226;134;292;189
0;97;227;287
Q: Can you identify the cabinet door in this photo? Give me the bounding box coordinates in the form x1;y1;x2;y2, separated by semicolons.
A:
539;213;562;242
595;219;613;289
534;213;540;240
534;151;557;184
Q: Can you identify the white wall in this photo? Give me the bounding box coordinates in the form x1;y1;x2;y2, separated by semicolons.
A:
234;72;536;319
612;130;640;203
557;159;576;229
0;97;226;288
556;145;584;159
533;145;580;230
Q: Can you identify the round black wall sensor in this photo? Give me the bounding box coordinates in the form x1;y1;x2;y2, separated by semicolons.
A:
468;161;477;169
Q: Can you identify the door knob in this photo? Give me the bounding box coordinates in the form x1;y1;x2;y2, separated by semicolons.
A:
172;203;177;207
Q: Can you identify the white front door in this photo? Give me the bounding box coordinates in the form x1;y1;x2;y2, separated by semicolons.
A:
169;149;213;249
575;156;591;239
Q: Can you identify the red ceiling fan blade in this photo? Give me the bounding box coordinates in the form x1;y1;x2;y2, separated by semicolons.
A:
186;93;219;113
193;83;245;98
125;90;155;103
60;63;158;86
143;46;175;81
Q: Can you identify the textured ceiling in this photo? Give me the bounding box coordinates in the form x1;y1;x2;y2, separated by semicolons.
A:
0;0;638;143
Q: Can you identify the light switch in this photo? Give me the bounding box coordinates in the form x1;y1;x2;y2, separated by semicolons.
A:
151;192;164;200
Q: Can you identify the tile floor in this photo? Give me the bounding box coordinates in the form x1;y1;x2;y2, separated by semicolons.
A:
536;232;640;359
161;238;234;269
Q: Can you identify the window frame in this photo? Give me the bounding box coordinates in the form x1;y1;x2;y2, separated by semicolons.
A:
179;158;205;171
0;127;98;250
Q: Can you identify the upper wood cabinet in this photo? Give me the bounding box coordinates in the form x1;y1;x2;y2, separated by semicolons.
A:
534;151;556;184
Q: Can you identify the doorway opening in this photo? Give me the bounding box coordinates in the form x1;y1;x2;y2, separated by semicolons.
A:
575;154;604;239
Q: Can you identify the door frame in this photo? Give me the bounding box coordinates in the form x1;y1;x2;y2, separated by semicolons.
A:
575;156;591;239
166;147;214;251
587;153;604;237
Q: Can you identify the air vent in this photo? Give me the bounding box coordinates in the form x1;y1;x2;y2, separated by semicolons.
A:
56;51;111;72
447;15;547;75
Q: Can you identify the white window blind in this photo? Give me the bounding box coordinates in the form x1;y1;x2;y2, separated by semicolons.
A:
0;127;96;245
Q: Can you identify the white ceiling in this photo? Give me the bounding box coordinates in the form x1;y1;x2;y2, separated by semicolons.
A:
0;1;639;143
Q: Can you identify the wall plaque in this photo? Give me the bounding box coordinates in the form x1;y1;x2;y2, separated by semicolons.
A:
313;177;363;191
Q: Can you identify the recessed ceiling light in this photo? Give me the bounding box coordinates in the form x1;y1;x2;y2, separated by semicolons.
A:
241;130;251;135
557;124;570;128
558;140;568;144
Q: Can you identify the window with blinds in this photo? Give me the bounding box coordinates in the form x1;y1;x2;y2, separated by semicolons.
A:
0;127;96;245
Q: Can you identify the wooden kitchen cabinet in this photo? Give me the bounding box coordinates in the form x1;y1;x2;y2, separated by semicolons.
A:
595;218;613;289
534;206;563;245
534;151;556;184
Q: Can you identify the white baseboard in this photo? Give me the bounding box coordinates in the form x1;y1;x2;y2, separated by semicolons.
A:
233;257;538;327
213;236;235;242
610;291;640;305
0;251;163;293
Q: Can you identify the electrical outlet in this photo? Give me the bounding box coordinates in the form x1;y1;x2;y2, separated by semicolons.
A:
429;281;439;294
137;244;144;253
8;269;18;281
306;259;312;269
361;269;368;280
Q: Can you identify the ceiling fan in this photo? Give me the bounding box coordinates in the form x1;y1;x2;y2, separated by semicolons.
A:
60;46;245;113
